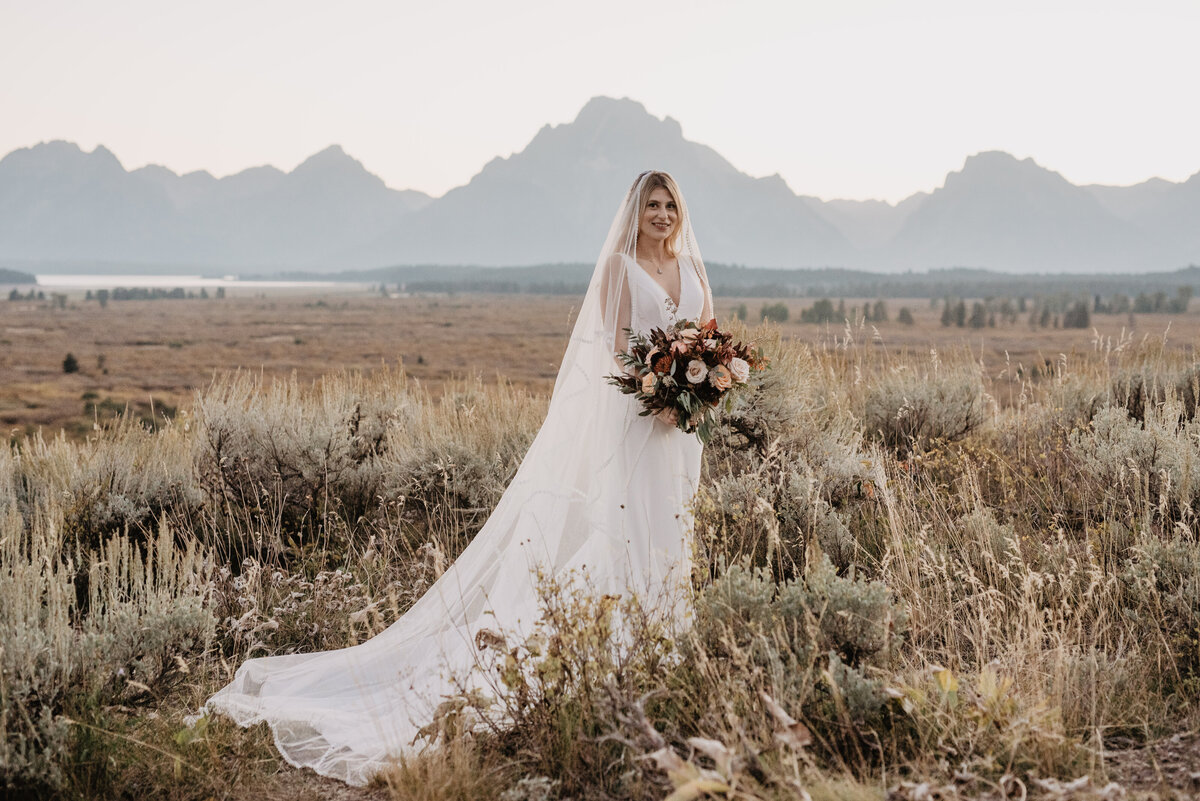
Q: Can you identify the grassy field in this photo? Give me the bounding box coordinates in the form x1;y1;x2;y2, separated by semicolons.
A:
2;288;1200;800
3;289;1196;437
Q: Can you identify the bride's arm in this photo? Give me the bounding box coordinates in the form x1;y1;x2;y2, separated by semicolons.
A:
599;253;633;362
689;253;715;326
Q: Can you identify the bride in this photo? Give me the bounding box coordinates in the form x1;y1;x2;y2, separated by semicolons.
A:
203;170;715;786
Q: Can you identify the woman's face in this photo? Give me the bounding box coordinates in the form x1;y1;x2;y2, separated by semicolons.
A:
638;187;678;245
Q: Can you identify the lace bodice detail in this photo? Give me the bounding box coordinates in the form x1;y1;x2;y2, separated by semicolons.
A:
626;254;706;335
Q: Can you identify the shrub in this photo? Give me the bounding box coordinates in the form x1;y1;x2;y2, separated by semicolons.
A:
795;555;908;667
377;379;545;542
693;557;906;727
10;419;202;551
212;559;407;657
858;355;986;454
1069;403;1200;516
709;326;821;453
800;298;837;324
194;371;409;549
759;302;789;323
459;573;680;799
1112;363;1200;423
0;512;214;791
699;328;878;574
62;353;79;373
1121;535;1200;679
897;307;915;325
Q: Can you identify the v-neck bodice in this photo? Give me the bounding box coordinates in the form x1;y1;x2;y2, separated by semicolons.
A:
626;253;705;334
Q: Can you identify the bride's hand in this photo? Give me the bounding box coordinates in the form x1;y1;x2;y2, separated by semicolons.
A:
655;407;680;427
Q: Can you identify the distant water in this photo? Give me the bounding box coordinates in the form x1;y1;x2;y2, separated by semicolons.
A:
35;274;360;290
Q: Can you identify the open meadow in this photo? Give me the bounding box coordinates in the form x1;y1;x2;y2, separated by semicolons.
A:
3;288;1200;800
3;289;1196;437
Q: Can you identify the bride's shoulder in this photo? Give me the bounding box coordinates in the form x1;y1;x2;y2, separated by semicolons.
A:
605;252;643;281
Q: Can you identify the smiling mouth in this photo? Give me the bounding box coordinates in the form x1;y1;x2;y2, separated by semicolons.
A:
653;222;670;230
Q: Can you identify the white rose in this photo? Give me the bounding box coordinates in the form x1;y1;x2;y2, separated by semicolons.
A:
729;357;750;384
685;359;708;384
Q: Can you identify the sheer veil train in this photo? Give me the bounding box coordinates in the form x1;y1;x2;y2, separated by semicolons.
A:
203;171;715;785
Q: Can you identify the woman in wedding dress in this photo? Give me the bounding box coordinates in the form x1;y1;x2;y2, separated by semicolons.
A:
203;170;716;786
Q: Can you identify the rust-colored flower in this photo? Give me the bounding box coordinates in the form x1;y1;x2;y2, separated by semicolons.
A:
652;353;673;374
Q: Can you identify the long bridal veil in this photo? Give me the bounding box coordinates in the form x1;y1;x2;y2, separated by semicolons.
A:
203;171;715;786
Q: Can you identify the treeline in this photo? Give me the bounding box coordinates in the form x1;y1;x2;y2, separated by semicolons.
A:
729;298;916;326
0;267;36;284
287;264;595;295
288;262;1200;300
936;286;1191;330
6;286;227;307
778;286;1192;330
84;287;226;302
704;265;1200;300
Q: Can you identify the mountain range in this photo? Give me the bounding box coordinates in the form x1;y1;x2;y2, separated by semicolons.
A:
1;96;1196;273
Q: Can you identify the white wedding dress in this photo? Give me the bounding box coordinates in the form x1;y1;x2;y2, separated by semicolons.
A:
203;172;714;786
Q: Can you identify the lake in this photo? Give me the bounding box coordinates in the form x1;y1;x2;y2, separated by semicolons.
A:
32;274;365;292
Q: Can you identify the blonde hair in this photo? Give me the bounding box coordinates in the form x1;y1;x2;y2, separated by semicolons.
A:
629;171;686;258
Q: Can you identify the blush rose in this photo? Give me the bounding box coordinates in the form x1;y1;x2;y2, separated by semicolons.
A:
728;357;750;383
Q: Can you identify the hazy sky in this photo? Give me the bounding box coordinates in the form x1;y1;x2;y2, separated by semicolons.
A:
2;0;1197;203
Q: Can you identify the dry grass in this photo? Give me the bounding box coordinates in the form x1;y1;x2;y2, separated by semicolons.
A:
3;289;1197;437
3;290;1200;799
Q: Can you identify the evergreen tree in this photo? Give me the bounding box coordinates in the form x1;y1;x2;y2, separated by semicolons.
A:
968;302;987;328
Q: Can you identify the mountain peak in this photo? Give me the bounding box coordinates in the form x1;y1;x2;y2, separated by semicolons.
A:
963;150;1024;166
958;151;1041;177
570;96;683;139
574;95;649;122
34;140;85;156
91;143;120;163
294;144;359;171
0;139;126;177
944;150;1070;191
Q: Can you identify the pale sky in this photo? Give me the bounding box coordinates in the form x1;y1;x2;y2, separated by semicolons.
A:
2;0;1197;203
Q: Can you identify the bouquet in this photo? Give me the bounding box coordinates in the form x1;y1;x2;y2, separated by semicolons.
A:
607;318;768;443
